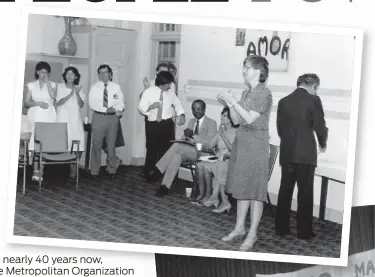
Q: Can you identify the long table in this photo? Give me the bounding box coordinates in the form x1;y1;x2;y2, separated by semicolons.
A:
315;164;346;221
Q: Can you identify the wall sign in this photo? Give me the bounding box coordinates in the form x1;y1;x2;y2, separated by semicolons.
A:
245;30;291;72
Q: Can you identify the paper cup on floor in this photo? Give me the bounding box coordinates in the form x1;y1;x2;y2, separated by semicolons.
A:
186;188;192;198
196;143;203;151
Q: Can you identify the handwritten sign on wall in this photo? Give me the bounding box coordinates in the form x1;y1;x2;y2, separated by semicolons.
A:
245;30;291;72
256;249;375;277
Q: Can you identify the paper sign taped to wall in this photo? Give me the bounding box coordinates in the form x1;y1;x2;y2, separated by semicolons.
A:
256;249;375;277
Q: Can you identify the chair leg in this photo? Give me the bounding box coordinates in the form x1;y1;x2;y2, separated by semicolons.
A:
23;164;26;195
38;159;42;193
76;160;79;189
23;142;27;195
190;166;198;198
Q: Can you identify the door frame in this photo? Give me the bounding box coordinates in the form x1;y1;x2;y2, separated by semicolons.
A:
149;35;181;80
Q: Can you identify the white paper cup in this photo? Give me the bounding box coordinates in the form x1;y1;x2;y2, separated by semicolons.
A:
186;188;192;198
196;143;203;151
84;117;88;124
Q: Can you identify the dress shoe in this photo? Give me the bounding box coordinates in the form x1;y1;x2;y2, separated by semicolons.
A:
107;173;116;181
239;235;258;251
212;203;232;214
297;232;316;240
203;198;220;208
194;194;205;202
86;174;99;180
156;185;169;197
222;229;246;242
275;230;291;237
116;159;123;170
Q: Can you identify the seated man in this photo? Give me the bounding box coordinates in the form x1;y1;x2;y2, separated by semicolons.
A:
148;99;217;198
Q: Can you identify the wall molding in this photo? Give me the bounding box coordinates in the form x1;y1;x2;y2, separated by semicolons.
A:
186;79;352;97
185;96;350;120
183;80;352;120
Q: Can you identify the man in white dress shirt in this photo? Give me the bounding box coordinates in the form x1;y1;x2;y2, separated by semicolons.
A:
140;63;176;175
89;64;125;177
138;71;185;177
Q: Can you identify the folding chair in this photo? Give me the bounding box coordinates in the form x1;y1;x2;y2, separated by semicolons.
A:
34;122;81;193
180;148;214;198
267;144;280;210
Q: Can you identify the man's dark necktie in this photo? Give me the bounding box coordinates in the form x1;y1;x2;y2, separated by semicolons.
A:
194;119;200;135
156;91;163;122
103;83;108;108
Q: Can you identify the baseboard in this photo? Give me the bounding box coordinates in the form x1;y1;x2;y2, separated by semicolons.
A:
178;168;343;224
130;157;145;166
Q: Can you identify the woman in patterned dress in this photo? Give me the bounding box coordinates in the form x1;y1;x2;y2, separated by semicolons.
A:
24;61;58;181
217;55;272;251
196;106;238;210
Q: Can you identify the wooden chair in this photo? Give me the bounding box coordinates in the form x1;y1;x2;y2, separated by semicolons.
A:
34;122;81;193
18;133;31;195
267;144;280;210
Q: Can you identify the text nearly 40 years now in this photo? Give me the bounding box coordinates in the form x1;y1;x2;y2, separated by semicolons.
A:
2;255;101;266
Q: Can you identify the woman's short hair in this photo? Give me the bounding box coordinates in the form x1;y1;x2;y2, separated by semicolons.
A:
243;55;269;83
34;61;51;79
155;71;174;86
222;106;239;128
62;66;81;85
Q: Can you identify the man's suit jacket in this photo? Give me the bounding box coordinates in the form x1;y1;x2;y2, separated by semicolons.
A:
184;116;218;151
277;88;328;166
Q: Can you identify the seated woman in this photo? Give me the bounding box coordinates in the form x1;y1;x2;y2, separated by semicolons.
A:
196;106;238;212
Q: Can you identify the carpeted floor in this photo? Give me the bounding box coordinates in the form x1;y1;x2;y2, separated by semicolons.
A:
13;165;342;257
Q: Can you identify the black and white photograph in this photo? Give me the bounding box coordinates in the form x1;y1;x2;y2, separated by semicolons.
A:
8;7;363;265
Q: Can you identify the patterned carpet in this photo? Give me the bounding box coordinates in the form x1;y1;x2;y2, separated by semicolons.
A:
13;165;342;257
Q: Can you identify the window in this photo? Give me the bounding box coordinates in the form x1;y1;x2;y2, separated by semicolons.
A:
153;23;181;33
150;23;182;80
158;41;176;63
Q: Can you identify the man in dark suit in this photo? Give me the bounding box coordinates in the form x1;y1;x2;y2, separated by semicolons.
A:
148;99;217;198
275;73;328;239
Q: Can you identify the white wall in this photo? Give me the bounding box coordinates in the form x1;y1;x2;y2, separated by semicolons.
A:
178;26;354;89
26;15;130;55
177;25;356;223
